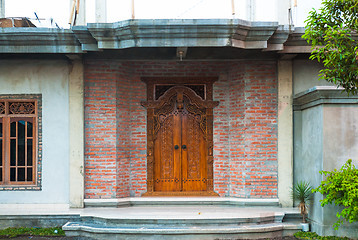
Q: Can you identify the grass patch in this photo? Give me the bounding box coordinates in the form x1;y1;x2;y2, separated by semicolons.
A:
0;227;65;238
294;231;351;240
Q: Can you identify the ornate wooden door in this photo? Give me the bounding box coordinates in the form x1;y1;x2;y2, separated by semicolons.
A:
142;78;219;196
153;93;207;192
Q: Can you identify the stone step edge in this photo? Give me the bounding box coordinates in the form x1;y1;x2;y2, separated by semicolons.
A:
74;213;285;224
63;222;301;235
84;197;280;208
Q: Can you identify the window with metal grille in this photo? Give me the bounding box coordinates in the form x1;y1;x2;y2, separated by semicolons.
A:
0;100;37;186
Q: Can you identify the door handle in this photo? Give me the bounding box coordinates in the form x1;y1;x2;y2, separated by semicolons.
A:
174;145;179;150
182;145;187;149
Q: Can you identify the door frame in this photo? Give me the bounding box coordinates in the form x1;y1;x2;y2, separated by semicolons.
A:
141;77;219;196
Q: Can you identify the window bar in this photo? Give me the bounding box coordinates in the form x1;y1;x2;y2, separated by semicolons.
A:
15;121;18;182
25;121;27;181
31;120;34;182
0;119;3;183
1;100;37;186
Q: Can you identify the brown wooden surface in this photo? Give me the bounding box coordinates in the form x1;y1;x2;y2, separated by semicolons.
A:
0;100;37;186
0;18;36;28
154;96;207;192
181;112;207;192
142;80;219;196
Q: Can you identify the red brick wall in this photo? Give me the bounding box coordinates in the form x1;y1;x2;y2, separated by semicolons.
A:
243;62;278;197
115;66;131;198
84;60;278;199
85;62;118;198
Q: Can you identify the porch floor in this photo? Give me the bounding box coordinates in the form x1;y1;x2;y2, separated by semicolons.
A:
0;198;302;240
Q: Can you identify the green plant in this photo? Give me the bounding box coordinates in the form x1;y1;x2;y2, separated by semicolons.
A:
294;231;320;239
294;231;351;240
302;0;358;95
0;227;65;238
292;181;313;223
313;159;358;230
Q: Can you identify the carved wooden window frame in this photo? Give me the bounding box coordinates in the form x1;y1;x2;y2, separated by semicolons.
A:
0;96;41;190
141;77;219;196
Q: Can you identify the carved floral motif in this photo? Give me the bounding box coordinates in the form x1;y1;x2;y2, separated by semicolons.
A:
186;115;201;179
160;115;174;179
9;102;35;114
0;102;5;114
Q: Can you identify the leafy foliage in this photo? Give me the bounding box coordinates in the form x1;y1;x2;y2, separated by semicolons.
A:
294;231;351;240
292;181;313;223
302;0;358;95
313;159;358;230
0;227;64;238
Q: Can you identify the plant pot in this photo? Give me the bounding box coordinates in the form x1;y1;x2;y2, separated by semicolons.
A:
301;223;310;232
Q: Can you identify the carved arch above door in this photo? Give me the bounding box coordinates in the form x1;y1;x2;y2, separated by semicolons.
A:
141;77;219;196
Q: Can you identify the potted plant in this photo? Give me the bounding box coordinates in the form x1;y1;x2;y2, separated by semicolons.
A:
292;181;313;232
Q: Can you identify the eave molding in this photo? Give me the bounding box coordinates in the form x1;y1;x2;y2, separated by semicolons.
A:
0;19;292;54
293;86;358;111
1;20;346;55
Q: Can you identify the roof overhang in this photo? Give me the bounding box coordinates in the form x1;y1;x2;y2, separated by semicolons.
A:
0;19;311;56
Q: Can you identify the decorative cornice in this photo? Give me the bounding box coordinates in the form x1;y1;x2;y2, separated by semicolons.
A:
293;86;358;111
0;19;294;54
279;27;311;53
5;20;351;55
84;19;280;50
72;26;98;51
0;28;82;53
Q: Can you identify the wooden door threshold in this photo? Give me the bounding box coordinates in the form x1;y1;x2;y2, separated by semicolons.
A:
142;191;219;197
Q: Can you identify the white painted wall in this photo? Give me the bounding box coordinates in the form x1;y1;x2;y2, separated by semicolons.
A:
5;0;323;28
293;59;334;95
0;60;70;205
291;0;323;27
323;106;358;171
0;0;4;18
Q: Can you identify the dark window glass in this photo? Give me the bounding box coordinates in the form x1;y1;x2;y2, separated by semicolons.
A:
27;139;33;166
18;123;25;166
18;120;25;140
0;169;2;182
10;139;16;166
10;121;16;137
27;121;33;137
0;122;2;137
18;168;25;181
0;139;2;166
184;85;205;99
27;168;32;181
10;168;16;181
155;85;174;100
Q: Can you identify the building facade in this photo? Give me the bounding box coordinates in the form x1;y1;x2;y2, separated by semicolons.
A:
0;18;357;237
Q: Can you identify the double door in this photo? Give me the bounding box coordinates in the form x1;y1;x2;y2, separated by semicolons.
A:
154;95;207;192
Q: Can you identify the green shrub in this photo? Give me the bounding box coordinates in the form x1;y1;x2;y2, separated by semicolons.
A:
294;231;320;239
294;231;351;240
0;227;65;238
302;0;358;95
313;159;358;230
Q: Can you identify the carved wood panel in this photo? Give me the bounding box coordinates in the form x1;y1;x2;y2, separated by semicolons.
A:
154;112;181;192
141;79;219;196
181;110;207;192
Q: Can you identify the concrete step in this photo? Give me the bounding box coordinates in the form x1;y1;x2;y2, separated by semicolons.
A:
84;197;280;208
64;215;283;228
62;205;302;240
63;221;300;239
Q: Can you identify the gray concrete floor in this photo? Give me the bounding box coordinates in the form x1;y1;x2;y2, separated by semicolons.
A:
0;205;299;219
